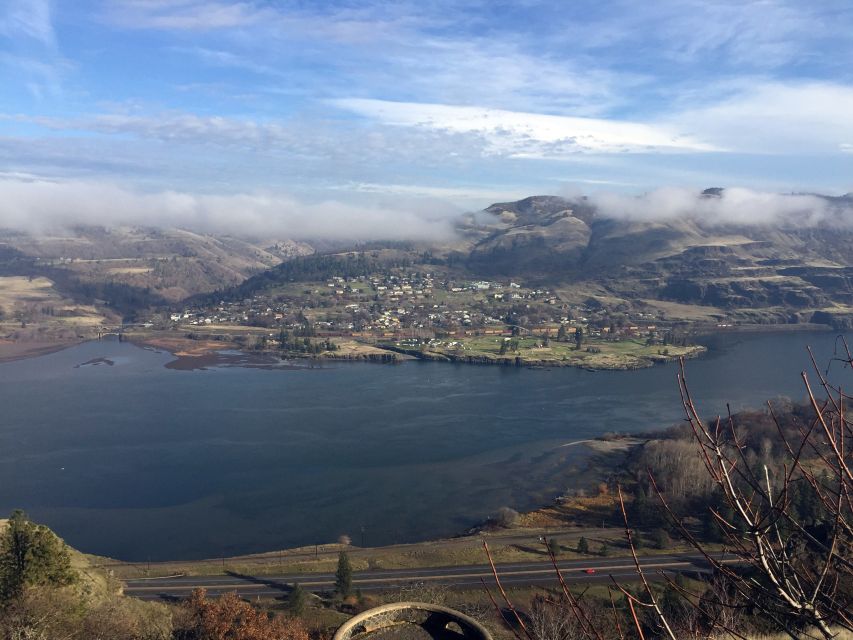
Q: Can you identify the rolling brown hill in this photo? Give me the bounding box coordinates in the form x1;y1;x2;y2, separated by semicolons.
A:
0;226;313;302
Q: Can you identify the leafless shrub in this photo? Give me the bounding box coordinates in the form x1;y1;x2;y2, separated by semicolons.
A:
0;586;173;640
636;438;715;502
388;581;450;606
494;507;520;528
527;595;584;640
484;345;853;640
668;351;853;639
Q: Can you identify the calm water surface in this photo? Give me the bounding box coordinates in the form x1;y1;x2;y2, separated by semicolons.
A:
0;331;848;560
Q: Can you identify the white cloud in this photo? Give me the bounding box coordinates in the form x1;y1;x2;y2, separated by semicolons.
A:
0;0;55;46
647;0;822;68
554;0;841;79
100;1;641;117
172;46;285;77
388;37;638;117
25;112;293;149
557;178;642;188
0;0;66;99
103;0;267;30
668;82;853;154
590;187;847;226
331;80;853;160
0;53;65;99
332;99;718;156
337;181;526;204
0;176;456;241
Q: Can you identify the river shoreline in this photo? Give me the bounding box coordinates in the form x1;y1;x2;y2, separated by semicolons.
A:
0;322;835;371
0;339;84;364
380;343;707;370
101;437;641;576
125;331;709;372
2;328;840;562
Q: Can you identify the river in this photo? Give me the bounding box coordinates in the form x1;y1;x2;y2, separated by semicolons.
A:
0;330;846;560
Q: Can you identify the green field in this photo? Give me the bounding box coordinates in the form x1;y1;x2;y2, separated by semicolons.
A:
414;335;705;370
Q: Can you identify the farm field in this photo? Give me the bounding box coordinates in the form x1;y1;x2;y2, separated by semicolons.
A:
398;335;705;370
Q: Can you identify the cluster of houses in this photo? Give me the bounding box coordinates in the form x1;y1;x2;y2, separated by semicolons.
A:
163;270;669;344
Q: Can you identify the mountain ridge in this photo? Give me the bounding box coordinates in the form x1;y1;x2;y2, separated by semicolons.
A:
208;190;853;329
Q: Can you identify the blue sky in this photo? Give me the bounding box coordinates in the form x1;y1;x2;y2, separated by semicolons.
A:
1;0;853;237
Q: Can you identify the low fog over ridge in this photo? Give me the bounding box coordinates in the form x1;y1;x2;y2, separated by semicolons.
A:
587;187;853;227
0;176;458;241
1;174;852;241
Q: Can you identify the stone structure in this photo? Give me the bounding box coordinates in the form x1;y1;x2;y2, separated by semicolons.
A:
333;602;493;640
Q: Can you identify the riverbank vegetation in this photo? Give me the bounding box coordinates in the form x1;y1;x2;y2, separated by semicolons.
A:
123;323;705;371
490;356;852;640
385;334;706;369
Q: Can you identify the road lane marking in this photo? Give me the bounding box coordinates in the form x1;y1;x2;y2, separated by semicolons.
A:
125;560;705;592
124;554;723;588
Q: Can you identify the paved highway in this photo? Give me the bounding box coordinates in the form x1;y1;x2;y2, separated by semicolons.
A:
124;552;726;601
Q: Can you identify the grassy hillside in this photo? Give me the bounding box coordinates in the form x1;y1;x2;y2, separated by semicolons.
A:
2;226;313;302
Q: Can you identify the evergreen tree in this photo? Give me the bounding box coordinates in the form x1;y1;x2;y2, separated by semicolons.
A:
546;537;560;557
600;541;609;557
633;531;644;550
334;551;353;597
631;485;662;528
0;510;76;601
288;582;307;615
557;324;567;341
652;528;671;550
575;326;584;350
702;510;722;542
577;536;589;554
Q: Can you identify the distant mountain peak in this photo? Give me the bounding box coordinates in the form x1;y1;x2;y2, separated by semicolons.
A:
485;195;572;215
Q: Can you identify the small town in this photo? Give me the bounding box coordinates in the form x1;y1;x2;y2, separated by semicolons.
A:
160;271;670;345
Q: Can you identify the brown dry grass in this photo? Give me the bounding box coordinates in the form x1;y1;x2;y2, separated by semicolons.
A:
0;276;108;329
331;339;407;357
0;276;59;312
0;276;109;361
135;336;235;357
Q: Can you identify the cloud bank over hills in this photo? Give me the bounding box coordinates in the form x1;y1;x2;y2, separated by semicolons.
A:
1;1;852;234
0;176;456;240
588;188;853;227
2;173;851;241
